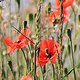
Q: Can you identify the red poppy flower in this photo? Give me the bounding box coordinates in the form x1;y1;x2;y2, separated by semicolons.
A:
49;9;69;24
55;0;74;9
3;28;32;53
38;39;60;66
19;75;33;80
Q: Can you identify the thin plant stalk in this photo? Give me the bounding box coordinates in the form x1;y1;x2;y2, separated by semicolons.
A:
52;64;56;80
59;0;64;79
21;48;27;74
70;35;76;80
6;55;8;80
21;48;31;74
43;65;46;80
34;45;37;80
1;54;5;80
8;60;16;80
21;49;26;63
55;63;59;80
17;50;20;78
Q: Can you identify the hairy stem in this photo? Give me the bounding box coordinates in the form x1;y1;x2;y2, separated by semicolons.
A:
34;46;37;80
59;0;64;80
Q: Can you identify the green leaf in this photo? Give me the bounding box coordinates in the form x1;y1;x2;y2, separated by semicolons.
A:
41;0;45;3
64;68;68;74
29;13;33;24
48;2;51;14
63;68;74;79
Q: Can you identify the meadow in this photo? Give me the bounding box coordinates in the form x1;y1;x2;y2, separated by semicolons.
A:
0;0;80;80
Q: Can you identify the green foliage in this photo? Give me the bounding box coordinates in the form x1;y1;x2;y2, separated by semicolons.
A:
48;2;51;14
68;44;70;54
74;44;77;52
15;0;20;8
63;68;74;79
67;29;71;40
29;13;34;25
41;0;45;3
78;15;80;24
64;68;68;74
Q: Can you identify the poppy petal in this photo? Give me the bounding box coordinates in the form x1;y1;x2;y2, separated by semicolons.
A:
3;37;13;46
19;75;33;80
21;28;31;37
38;38;60;66
39;39;47;53
16;41;26;49
55;0;74;9
49;9;69;24
15;28;31;42
64;0;74;8
49;11;55;23
10;43;17;53
38;57;49;66
50;53;58;64
7;47;11;53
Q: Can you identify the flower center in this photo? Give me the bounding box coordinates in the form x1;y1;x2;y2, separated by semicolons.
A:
17;40;21;43
45;49;52;58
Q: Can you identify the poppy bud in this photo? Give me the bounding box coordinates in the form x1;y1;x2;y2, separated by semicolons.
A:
24;21;27;28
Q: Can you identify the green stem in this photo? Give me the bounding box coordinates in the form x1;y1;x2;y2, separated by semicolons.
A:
40;66;45;80
70;37;76;80
52;64;56;80
34;45;37;80
6;55;9;80
63;68;74;79
60;0;64;79
8;60;16;80
1;54;5;80
43;65;46;80
21;48;27;74
55;63;59;80
17;50;20;78
21;49;26;62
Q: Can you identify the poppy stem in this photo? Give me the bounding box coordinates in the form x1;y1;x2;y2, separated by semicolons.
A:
8;60;16;80
34;45;37;80
43;66;46;74
34;0;42;79
40;66;45;80
21;48;26;62
70;33;76;80
52;64;56;80
21;48;27;74
43;65;46;80
17;50;20;77
55;63;59;80
59;0;64;79
1;54;5;80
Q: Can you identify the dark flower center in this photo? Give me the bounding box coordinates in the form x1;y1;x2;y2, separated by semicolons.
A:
45;49;52;58
17;40;21;43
